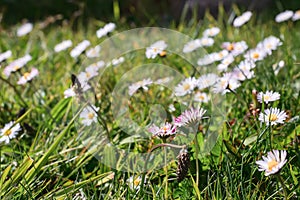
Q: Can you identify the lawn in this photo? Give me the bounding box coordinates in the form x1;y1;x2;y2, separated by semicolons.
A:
0;4;299;200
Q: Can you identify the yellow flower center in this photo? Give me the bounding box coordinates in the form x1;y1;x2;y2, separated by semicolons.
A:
263;95;270;101
3;129;12;136
183;83;191;91
134;178;141;186
199;95;205;100
86;72;91;78
267;159;278;171
253;52;259;59
23;72;31;79
159;51;167;57
13;65;20;71
268;114;278;121
88;112;94;119
227;44;234;51
162;126;168;133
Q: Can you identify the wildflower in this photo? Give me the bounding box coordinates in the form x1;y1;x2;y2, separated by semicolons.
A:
176;107;206;127
96;22;116;38
256;150;287;176
292;10;300;21
213;73;241;94
17;68;39;85
80;105;99;126
244;48;267;62
111;56;125;66
257;91;280;104
128;78;153;96
127;176;143;190
174;77;197;96
86;61;105;72
3;54;32;77
0;50;12;63
197;54;215;66
196;73;218;90
54;40;72;52
275;10;293;23
183;39;202;53
222;41;248;56
145;40;167;59
272;60;285;75
77;68;98;83
217;55;234;72
212;50;229;61
258;107;287;125
257;36;282;55
232;67;255;81
237;59;256;71
148;122;177;139
176;148;190;182
194;92;210;103
86;45;101;58
17;23;33;37
203;27;220;37
199;37;214;47
0;121;22;144
233;11;252;27
70;40;90;58
64;87;76;98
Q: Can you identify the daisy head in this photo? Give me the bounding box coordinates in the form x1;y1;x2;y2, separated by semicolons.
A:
175;107;207;127
258;107;287;126
148;122;177;139
275;10;294;23
17;68;39;85
203;27;220;37
233;11;252;27
257;91;280;104
0;121;22;144
145;40;167;59
80;105;100;126
174;77;197;97
256;150;287;176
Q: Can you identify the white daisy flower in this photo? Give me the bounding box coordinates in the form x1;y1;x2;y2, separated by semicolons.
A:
197;73;218;90
3;54;32;77
111;56;125;66
17;68;39;85
275;10;293;23
86;61;105;72
213;73;241;94
80;105;99;126
257;36;282;55
64;87;76;98
70;40;90;58
183;39;202;53
145;40;167;59
237;59;256;71
258;107;287;125
292;10;300;21
212;50;229;61
194;92;210;103
175;107;207;127
233;11;252;27
148;122;177;139
77;67;98;83
0;50;12;63
272;60;285;75
54;40;72;52
128;78;153;96
17;23;33;37
217;54;235;72
232;67;255;81
222;41;248;57
174;77;197;96
199;37;214;47
127;176;143;190
244;48;267;62
96;22;116;38
0;121;22;144
256;150;287;176
257;91;280;104
203;27;220;37
197;54;215;66
86;45;101;58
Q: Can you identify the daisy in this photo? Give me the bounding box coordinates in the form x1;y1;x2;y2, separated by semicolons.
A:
197;54;215;66
244;48;267;62
86;45;101;58
183;39;202;53
213;73;241;94
203;27;220;37
232;67;255;81
217;55;234;72
237;59;256;71
145;40;167;59
0;50;12;63
0;121;22;144
64;87;76;98
127;176;144;190
199;37;214;47
54;40;72;52
77;67;98;83
233;11;252;27
174;77;197;96
128;78;153;96
17;68;39;85
196;73;218;90
111;56;125;66
70;40;91;58
257;36;282;55
86;60;105;72
17;22;33;37
212;50;229;61
272;60;285;75
292;10;300;21
194;91;210;103
256;150;287;176
258;107;287;125
148;122;177;139
257;91;280;104
175;107;207;127
80;105;99;126
3;54;32;77
96;22;116;38
275;10;293;23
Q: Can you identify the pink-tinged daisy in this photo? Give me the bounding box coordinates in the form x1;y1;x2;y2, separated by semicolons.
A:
194;92;210;103
175;107;206;127
196;73;218;90
70;40;90;58
80;105;99;126
258;107;287;125
96;22;116;38
17;68;39;85
17;22;33;37
3;54;32;77
0;121;22;144
145;40;167;59
256;150;287;176
233;11;252;27
275;10;293;23
292;10;300;21
128;78;153;96
203;27;220;37
257;91;280;104
0;50;12;63
174;77;197;96
54;40;72;52
148;122;177;139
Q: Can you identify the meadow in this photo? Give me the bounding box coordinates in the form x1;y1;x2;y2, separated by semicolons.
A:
0;4;299;200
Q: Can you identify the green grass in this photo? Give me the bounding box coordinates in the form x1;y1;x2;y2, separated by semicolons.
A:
0;5;300;200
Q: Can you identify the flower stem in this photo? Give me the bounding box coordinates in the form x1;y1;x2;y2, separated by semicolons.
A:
194;132;200;187
276;173;288;199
